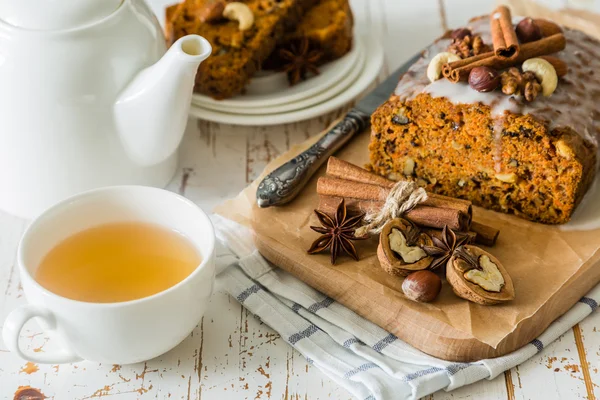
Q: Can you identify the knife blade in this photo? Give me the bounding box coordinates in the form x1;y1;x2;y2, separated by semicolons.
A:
256;51;424;208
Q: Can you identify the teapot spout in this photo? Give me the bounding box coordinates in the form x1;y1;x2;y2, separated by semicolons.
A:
114;35;211;166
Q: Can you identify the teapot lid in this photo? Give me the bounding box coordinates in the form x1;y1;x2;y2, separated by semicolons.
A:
0;0;123;30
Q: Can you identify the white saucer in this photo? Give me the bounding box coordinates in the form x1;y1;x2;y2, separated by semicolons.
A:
192;35;363;109
188;36;383;126
197;44;366;115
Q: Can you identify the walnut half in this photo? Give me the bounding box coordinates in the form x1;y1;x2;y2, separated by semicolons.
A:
377;218;433;277
446;245;515;305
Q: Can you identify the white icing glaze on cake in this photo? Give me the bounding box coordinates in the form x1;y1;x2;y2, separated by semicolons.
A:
394;17;600;148
392;16;600;230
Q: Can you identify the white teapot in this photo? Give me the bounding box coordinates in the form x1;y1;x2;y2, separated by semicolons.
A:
0;0;211;218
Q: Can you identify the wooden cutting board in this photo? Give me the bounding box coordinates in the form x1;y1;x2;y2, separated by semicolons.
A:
217;126;600;362
254;233;600;361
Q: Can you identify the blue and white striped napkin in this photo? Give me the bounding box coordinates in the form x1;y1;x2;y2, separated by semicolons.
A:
213;216;600;400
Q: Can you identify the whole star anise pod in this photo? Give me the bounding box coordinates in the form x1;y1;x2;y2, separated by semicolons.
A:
422;225;471;270
307;199;367;265
279;38;323;86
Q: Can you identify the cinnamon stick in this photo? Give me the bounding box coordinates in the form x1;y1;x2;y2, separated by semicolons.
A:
318;194;382;215
317;194;469;231
421;228;477;245
326;157;394;188
470;221;500;247
491;5;520;60
325;157;472;217
443;33;566;83
317;177;389;202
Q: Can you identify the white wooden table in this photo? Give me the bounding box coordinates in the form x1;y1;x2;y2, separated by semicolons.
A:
1;0;599;399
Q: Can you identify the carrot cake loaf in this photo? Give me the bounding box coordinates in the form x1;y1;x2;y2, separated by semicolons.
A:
167;0;319;99
166;0;353;98
369;14;600;224
276;0;353;63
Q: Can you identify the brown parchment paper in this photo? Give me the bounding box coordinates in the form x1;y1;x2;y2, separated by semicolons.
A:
215;127;600;350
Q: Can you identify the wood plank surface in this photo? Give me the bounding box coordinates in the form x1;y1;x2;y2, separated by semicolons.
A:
0;0;596;399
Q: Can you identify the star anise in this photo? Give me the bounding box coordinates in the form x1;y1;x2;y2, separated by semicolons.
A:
278;38;323;86
422;225;471;270
453;246;483;273
401;220;423;246
307;199;367;265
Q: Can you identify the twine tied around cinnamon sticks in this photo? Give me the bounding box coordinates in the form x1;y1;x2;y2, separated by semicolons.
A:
354;180;428;237
317;157;500;247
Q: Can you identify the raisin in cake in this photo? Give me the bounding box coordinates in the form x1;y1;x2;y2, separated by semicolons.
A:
369;17;600;224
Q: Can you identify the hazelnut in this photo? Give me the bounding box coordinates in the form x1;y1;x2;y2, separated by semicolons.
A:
451;28;472;40
402;270;442;303
468;66;500;92
516;18;542;43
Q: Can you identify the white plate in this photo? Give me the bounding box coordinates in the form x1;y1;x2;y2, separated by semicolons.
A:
191;35;363;109
196;44;366;115
188;37;384;126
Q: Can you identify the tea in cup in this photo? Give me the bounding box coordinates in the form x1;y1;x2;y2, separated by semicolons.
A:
2;186;215;364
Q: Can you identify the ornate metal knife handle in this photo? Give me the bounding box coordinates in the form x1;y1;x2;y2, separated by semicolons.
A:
256;109;370;208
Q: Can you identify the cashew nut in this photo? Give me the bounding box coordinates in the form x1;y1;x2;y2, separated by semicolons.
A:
427;52;461;83
223;2;254;31
522;57;558;97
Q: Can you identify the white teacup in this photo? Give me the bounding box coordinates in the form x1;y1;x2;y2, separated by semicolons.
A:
2;186;215;364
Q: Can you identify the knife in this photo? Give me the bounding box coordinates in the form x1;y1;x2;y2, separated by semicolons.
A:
256;51;424;208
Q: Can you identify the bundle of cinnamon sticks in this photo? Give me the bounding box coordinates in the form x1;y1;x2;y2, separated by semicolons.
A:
442;6;566;83
317;157;500;246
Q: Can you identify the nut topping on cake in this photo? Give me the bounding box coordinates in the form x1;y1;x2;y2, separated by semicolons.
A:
433;7;568;103
500;67;543;101
450;28;472;40
515;18;542;43
448;35;491;58
522;57;558;96
468;66;500;92
223;2;255;31
427;52;461;82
